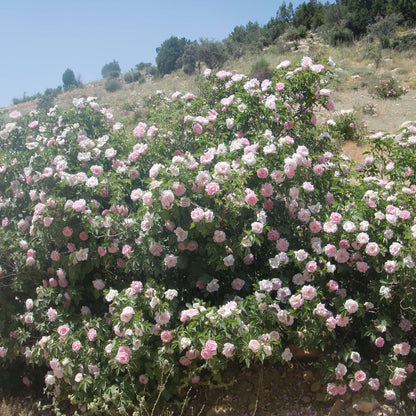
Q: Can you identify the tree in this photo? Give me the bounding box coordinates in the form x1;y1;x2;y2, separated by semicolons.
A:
156;36;189;75
292;0;325;30
276;1;294;24
62;68;78;91
198;39;227;70
180;42;199;74
101;60;121;79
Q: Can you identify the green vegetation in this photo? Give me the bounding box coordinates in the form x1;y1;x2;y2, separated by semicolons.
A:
155;36;190;75
104;78;122;92
62;68;79;91
101;60;121;79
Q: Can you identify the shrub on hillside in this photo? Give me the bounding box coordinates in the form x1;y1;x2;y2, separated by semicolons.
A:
0;58;415;415
323;112;367;142
124;71;144;84
101;60;121;79
372;78;408;99
104;78;122;92
250;58;274;81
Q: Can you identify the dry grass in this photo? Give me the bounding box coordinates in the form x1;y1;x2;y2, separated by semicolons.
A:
0;397;43;416
1;36;415;135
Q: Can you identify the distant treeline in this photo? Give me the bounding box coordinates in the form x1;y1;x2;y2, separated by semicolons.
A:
10;0;416;109
155;0;416;77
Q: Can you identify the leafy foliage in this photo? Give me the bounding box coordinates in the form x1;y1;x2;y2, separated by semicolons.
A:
62;68;79;91
0;58;415;415
156;36;190;75
101;60;121;79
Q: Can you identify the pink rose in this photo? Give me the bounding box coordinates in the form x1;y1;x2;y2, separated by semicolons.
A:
191;207;204;222
160;330;173;343
72;341;82;352
164;254;178;268
57;325;69;337
222;343;235;358
120;306;135;323
88;328;97;342
213;230;226;243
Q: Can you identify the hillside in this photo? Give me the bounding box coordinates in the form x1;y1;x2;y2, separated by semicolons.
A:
2;37;415;141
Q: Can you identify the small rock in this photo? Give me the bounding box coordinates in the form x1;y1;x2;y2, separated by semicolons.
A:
329;398;346;416
310;381;321;393
315;392;326;402
352;397;379;413
398;120;416;130
301;395;311;404
206;405;230;416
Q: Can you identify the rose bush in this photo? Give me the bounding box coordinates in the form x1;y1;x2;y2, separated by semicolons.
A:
0;57;415;414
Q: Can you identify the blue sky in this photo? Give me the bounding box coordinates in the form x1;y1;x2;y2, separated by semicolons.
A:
0;0;306;109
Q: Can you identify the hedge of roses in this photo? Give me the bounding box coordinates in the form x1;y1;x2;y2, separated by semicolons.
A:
0;57;415;415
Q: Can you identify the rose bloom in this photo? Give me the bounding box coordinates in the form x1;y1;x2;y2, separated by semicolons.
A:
267;229;280;241
62;226;73;237
213;230;226;243
305;261;317;273
72;341;82;352
301;285;316;300
47;307;58;322
164;254;178;268
205;182;220;195
356;261;369;273
131;281;143;293
309;221;322;233
149;243;163;256
231;278;245;290
251;221;263;234
92;279;105;290
344;299;359;314
349;380;362;392
393;342;411;356
201;348;214;360
355;370;367;382
276;238;289;252
248;339;261;353
116;346;131;364
335;363;347;380
324;244;337;257
245;192;257;206
365;242;380;256
375;337;385;348
222;343;235;358
257;167;268;178
120;306;135;323
57;324;69;337
223;254;235;267
384;260;397;274
191;207;204;222
72;199;86;212
384;390;396;401
289;294;304;310
88;328;97;342
160;330;173;343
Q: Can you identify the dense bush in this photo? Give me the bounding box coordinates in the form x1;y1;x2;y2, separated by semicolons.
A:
372;78;409;99
62;68;79;91
323;112;368;142
0;58;415;415
156;36;189;75
250;58;274;81
124;71;144;84
104;78;122;92
101;60;121;79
